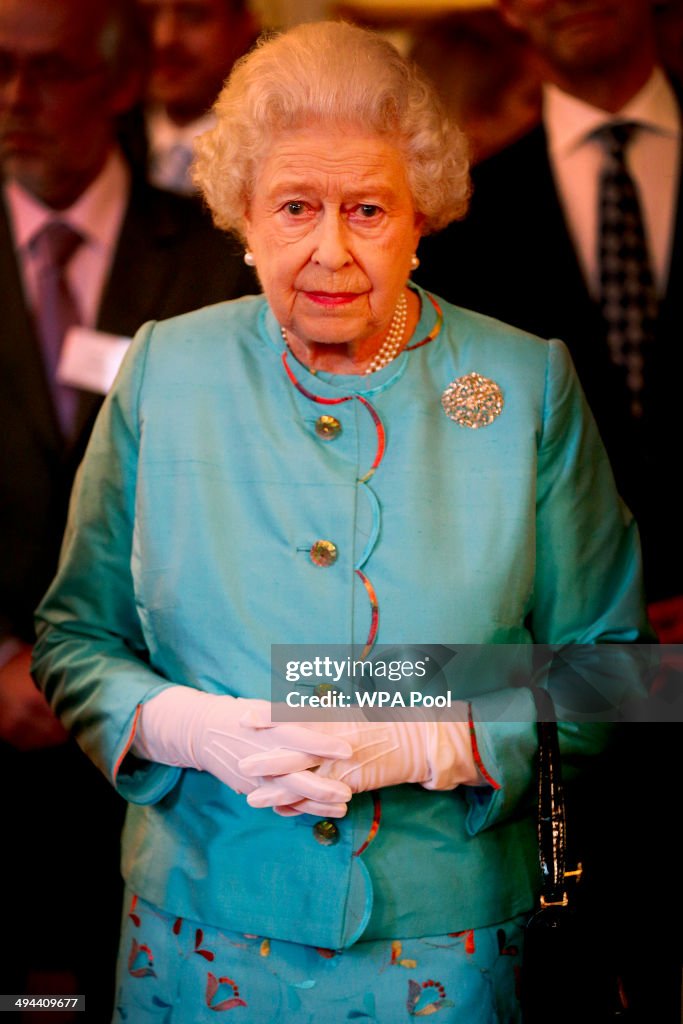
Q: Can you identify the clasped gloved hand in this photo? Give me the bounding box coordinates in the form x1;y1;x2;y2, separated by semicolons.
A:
238;704;482;816
132;686;354;817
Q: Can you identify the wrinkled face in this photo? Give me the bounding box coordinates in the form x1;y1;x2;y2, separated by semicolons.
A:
499;0;655;76
0;0;135;209
139;0;253;122
244;126;424;353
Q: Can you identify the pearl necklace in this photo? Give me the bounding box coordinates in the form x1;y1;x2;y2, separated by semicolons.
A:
364;291;408;374
279;290;409;375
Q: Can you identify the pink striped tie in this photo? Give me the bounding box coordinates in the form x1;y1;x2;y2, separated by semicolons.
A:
30;220;84;437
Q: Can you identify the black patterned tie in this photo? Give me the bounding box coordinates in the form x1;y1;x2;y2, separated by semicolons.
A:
30;220;84;437
596;122;658;418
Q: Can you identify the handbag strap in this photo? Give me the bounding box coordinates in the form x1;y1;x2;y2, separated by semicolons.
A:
531;688;568;908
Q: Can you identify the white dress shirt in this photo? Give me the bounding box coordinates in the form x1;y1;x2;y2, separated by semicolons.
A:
3;149;130;329
146;106;215;194
544;68;681;298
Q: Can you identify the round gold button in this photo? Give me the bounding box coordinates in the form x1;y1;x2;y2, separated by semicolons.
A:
313;820;340;846
315;415;342;440
310;540;338;567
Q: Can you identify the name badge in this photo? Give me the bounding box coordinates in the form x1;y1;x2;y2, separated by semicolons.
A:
57;327;131;395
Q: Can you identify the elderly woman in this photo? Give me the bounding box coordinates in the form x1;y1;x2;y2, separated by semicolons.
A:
33;20;646;1024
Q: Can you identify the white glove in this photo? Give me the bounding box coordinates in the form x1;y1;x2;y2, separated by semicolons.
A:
132;686;354;816
239;704;481;813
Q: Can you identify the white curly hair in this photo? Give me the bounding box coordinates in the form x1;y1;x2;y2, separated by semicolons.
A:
193;20;470;239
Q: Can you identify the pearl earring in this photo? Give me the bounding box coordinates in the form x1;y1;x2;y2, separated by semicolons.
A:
244;250;255;267
410;254;420;271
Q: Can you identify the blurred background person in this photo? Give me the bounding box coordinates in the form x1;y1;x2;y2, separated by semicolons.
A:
416;0;683;637
415;0;682;1019
410;6;541;164
139;0;260;192
0;0;255;1013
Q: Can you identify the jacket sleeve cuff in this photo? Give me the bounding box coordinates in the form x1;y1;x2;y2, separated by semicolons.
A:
113;697;182;804
464;688;537;834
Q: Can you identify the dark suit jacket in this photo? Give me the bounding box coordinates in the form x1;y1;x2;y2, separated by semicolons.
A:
0;175;257;644
0;175;257;1010
416;120;683;602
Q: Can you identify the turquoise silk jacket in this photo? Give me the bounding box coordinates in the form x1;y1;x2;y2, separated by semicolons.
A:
33;288;646;949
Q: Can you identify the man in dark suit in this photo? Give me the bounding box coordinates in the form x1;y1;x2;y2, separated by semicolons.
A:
416;2;681;1018
416;0;682;632
139;0;260;193
0;0;254;1012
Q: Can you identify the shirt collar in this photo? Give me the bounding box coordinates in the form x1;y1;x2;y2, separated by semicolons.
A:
545;67;681;158
146;105;216;151
4;148;130;254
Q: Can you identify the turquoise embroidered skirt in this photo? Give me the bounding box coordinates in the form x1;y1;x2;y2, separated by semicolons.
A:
114;890;525;1022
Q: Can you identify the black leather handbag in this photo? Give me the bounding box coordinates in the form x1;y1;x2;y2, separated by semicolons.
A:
520;692;630;1024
